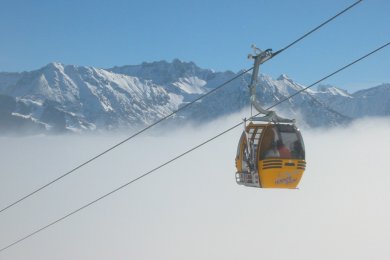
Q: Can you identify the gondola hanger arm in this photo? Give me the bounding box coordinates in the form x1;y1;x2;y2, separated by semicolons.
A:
248;46;293;123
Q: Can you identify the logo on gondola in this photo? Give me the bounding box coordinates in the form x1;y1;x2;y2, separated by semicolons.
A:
275;171;298;185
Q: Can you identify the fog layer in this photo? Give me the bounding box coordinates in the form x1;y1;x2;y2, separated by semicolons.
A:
1;116;389;260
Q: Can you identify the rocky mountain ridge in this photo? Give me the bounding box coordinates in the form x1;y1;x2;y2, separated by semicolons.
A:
0;60;388;134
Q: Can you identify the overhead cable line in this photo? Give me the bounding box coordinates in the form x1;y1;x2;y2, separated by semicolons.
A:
272;0;363;58
0;0;363;215
0;69;251;215
1;40;388;254
267;43;390;111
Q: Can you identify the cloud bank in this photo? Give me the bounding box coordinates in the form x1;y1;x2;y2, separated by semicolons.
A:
0;115;389;260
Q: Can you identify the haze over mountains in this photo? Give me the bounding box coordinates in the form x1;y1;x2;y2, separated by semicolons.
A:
0;59;389;134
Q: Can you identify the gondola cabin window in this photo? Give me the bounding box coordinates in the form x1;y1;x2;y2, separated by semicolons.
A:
260;124;305;160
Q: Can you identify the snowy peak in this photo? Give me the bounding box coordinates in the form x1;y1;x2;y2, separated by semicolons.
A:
0;60;389;134
42;62;65;71
314;83;390;118
258;73;305;98
0;62;181;133
317;84;352;98
108;59;218;97
277;74;292;82
353;83;390;98
108;59;215;85
6;63;80;103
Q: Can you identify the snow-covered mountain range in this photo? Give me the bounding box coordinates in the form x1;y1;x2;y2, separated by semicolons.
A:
0;60;388;134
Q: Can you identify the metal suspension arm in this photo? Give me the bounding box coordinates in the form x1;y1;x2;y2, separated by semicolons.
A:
248;47;294;123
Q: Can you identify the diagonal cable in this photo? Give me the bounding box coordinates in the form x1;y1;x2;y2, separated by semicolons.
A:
272;0;363;58
0;0;363;215
0;68;252;215
1;40;388;254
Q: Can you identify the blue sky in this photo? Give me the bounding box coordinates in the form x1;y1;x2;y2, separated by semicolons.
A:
0;0;389;91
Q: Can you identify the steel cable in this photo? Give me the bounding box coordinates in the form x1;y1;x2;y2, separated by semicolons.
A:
1;40;388;253
0;0;363;215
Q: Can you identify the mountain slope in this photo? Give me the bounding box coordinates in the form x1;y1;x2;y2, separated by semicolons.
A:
0;63;181;132
313;83;390;118
0;60;388;134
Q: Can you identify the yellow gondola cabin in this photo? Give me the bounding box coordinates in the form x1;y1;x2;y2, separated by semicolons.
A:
235;121;306;188
235;46;306;189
